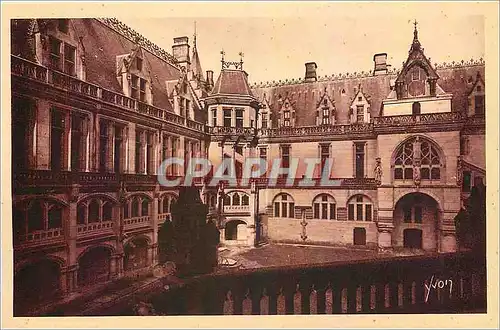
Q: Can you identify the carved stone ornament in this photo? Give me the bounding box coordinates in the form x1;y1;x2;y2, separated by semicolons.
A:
456;156;463;186
413;161;421;187
374;157;382;185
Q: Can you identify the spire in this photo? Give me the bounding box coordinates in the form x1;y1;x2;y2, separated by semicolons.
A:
191;21;204;81
410;19;421;52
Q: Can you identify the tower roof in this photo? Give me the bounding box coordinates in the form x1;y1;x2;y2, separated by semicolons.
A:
191;21;204;81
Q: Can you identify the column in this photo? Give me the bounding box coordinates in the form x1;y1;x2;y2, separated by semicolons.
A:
128;123;136;174
376;209;394;251
439;211;458;253
151;186;159;265
65;111;72;171
65;185;79;292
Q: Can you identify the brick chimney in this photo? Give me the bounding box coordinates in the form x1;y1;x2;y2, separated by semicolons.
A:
206;70;214;90
172;36;191;70
373;53;388;75
304;62;317;82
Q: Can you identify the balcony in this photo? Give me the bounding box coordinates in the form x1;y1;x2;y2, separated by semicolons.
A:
373;112;465;127
77;221;114;237
158;213;170;225
124;216;150;230
14;228;64;247
224;205;250;213
259;123;373;138
11;55;204;133
210;126;256;137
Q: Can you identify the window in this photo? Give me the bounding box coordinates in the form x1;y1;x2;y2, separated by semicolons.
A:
259;147;267;160
412;102;421;116
102;203;112;221
232;193;240;206
320;144;330;175
273;194;294;218
48;206;63;229
12;98;35;170
77;204;86;224
403;204;412;223
356;105;364;123
135;130;144;174
355;142;365;178
63;44;76;75
347;195;373;221
281;145;290;169
235;108;244;128
411;68;420;81
322;107;330;125
142;200;149;216
140;79;147;102
99;120;109;172
146;132;154;174
261;112;268;128
51;108;65;171
171;137;178;175
71;115;84;171
312;194;336;220
131;75;147;101
212;109;217;126
394;137;441;181
162;135;169;164
460;136;470;155
58;19;69;33
358;96;363;102
131;198;139;217
49;37;61;70
223;108;232;127
462;171;472;192
88;200;100;223
475;95;485;115
242;195;249;206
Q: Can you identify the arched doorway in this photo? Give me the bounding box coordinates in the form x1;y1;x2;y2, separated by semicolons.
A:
77;246;112;287
225;220;247;241
124;237;149;271
393;192;439;251
14;259;61;307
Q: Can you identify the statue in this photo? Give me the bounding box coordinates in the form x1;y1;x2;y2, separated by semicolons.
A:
374;157;382;185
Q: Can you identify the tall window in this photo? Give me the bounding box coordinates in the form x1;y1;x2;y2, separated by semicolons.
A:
356;105;364;123
12;98;35;170
136;56;143;71
162;135;169;164
146;132;154;174
114;126;123;173
412;102;421;116
320;144;330;175
135;129;143;174
475;95;485;115
355;142;365;178
313;194;336;220
99;120;109;172
235;108;244;128
394;137;441;181
212;109;217;126
281;145;290;169
71;114;85;171
49;36;76;75
321;107;330;125
131;75;147;102
259;147;267;160
403;197;423;224
171;137;178;175
347;195;373;221
273;194;295;218
223;108;232;127
51;108;65;171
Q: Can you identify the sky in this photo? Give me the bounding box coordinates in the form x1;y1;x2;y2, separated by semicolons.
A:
117;3;485;85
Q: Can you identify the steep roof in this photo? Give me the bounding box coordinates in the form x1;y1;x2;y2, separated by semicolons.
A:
251;62;485;127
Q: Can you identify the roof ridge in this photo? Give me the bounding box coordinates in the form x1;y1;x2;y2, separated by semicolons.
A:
96;18;180;69
250;58;485;89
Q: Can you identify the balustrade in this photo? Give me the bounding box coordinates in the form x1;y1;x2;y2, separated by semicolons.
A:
223;205;250;213
124;216;150;229
77;221;114;235
16;228;64;244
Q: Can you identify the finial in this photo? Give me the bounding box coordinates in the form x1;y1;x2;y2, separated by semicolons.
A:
413;19;418;30
193;21;197;48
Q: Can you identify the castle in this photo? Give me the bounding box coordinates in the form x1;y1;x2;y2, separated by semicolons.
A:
10;18;485;312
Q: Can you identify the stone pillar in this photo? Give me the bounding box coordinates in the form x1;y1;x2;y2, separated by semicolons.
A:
151;185;160;265
35;99;51;169
439;213;458;253
110;254;118;279
377;220;394;251
61;264;78;293
147;245;154;266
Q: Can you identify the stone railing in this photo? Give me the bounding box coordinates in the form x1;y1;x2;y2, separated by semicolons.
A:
16;228;64;244
224;205;251;213
91;250;485;316
259;123;373;138
11;55;203;132
77;221;114;235
373;112;465;126
124;216;150;230
210;126;256;136
158;213;170;224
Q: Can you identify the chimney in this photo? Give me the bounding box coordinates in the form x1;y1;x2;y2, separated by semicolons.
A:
304;62;317;82
172;36;191;70
373;53;388;75
206;70;214;90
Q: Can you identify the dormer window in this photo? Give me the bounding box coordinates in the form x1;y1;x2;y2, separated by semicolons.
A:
49;37;61;70
322;108;330;125
261;112;268;128
64;44;76;76
223;108;232;127
356;105;364;123
58;19;69;34
475;95;485;115
358;96;362;102
283;110;291;127
136;57;143;71
131;74;147;102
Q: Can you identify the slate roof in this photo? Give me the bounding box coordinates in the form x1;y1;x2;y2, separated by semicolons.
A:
210;69;256;99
